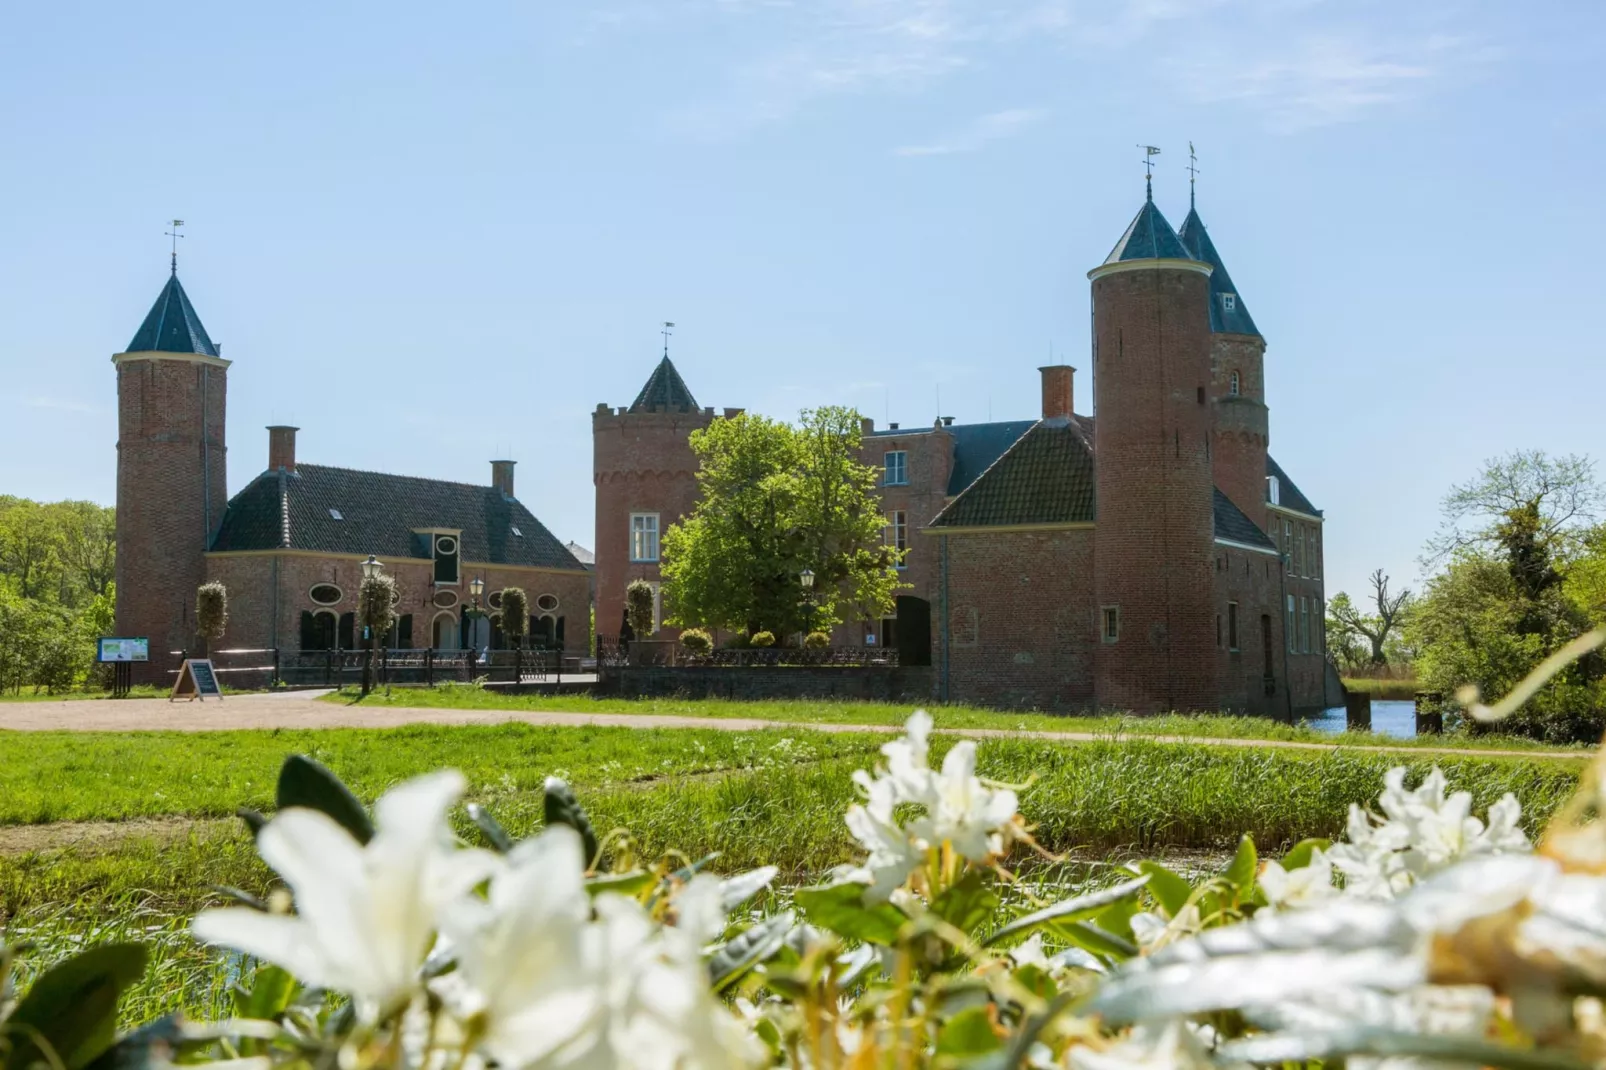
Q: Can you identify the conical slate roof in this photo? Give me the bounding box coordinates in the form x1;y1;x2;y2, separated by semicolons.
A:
1101;188;1195;265
126;273;219;356
630;356;699;413
1178;207;1260;337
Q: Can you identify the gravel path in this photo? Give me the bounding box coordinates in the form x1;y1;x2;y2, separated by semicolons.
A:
0;690;1589;762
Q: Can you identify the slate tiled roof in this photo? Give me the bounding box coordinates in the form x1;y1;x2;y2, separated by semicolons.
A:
1178;207;1261;337
1102;195;1196;265
1213;488;1276;550
946;420;1036;495
126;273;219;356
630;357;699;413
565;541;595;568
1267;456;1321;516
210;464;585;570
929;419;1095;528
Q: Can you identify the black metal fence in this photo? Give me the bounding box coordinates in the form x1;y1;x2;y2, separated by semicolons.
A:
170;647;582;689
595;636;898;669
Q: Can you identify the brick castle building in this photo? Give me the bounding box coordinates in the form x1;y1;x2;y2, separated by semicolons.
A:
594;186;1331;714
113;267;590;681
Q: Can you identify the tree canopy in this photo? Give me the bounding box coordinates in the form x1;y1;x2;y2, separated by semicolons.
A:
0;496;117;693
661;406;901;639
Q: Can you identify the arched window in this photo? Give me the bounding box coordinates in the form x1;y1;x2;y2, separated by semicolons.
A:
432;611;459;651
1229;371;1241;396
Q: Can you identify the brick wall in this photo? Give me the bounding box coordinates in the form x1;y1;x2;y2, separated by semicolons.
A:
1211;544;1288;716
1090;264;1219;712
599;664;933;702
934;527;1095;709
1210;334;1270;532
114;355;228;681
856;423;955;641
592;404;719;640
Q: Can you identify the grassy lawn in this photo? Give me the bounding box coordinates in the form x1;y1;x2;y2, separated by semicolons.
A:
1341;677;1422;700
1;721;1587;1024
323;684;1594;753
0;684;175;702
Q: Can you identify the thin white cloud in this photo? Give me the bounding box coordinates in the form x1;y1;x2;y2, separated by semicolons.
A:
894;107;1047;156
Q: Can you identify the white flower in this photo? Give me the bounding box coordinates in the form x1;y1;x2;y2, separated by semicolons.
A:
909;740;1019;862
1069;1021;1245;1070
1009;932;1051;971
845;775;925;902
879;708;937;805
192;770;495;1019
1260;849;1337;910
1131;905;1201;954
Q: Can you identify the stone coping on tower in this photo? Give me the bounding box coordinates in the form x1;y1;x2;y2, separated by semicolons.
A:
1086;258;1214;282
112;350;232;370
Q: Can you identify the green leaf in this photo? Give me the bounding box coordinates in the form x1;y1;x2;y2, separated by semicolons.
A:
936;1007;1003;1057
1136;862;1192;917
1057;921;1140;961
1221;1029;1589;1070
586;870;656;898
709;912;795;990
1224;834;1258;895
4;942;149;1070
933;870;1000;936
543;777;599;865
794;882;909;946
232;964;296;1020
982;875;1150;947
467;803;514;853
276;755;373;845
1280;837;1332;871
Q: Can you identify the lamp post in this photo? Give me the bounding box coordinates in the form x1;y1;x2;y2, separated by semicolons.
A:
799;568;815;640
360;554;382;696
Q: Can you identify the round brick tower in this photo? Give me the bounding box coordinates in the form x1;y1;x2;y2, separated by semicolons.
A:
1179;203;1269;533
113;270;229;680
1090;185;1218;713
592;355;720;642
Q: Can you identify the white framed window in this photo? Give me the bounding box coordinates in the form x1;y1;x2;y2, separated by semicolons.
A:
630;513;660;562
1283;521;1294;574
1286;594;1296;653
1228;370;1241;396
1267;475;1281;506
1308;528;1320;579
1222;293;1237;311
1227;601;1239;652
1101;606;1120;644
309;583;342;606
884;450;908;486
1299;596;1311;654
887;510;908;568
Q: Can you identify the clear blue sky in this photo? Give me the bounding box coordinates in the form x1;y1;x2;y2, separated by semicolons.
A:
3;0;1604;602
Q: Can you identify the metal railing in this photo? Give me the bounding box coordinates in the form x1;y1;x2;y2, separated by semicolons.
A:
595;636;899;669
277;647;577;688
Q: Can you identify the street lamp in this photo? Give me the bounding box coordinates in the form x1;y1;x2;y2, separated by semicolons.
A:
799;568;816;640
360;555;383;696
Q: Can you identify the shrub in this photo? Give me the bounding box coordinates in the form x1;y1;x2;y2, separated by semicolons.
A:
750;630;776;648
625;579;656;637
723;631;751;649
499;588;529;646
196;582;228;656
679;628;713;655
804;631;830;649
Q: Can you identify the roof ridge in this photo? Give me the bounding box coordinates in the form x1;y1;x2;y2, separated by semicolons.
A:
295;462;499;493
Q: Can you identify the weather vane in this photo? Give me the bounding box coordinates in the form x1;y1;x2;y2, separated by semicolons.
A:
1187;142;1200;206
662;321;675;359
165;219;185;274
1138;145;1161;199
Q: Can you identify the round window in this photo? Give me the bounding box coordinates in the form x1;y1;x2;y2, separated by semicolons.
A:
310;584;342;606
488;591;504;610
536;593;559;612
435;535;458;555
432;590;459;609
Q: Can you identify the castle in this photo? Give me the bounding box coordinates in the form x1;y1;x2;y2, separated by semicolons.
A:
594;184;1331;714
112;268;590;682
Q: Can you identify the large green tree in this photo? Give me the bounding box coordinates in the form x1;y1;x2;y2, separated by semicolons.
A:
0;496;117;692
1409;451;1606;742
661;406;901;639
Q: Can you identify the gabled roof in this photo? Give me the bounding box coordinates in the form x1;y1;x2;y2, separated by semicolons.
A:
126;273;219;356
565;541;595;568
946;420;1037;495
1266;456;1321;517
1178;207;1261;336
1213;488;1276;550
930;419;1095;528
630;357;699;413
210;464;585;571
1102;192;1196;265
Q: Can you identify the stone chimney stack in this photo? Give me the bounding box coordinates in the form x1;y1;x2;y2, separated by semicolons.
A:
267;426;298;472
491;459;516;499
1038;365;1074;420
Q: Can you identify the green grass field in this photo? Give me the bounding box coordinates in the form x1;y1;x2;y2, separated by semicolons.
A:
324;684;1592;753
1;718;1589;1025
1341;677;1422;700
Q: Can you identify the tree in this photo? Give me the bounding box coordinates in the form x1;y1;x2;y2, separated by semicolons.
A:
661;407;900;638
196;582;228;658
1327;570;1413;669
500;588;529;647
358;571;397;696
1323;593;1370;674
1427;450;1602;567
625;579;656;639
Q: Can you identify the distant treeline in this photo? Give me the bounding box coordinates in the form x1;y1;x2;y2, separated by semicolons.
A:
0;496;115;693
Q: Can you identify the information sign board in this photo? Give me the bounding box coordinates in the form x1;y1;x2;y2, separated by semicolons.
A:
97;637;150;663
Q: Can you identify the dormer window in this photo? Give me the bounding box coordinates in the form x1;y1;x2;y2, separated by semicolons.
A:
432;533;461;584
1229;371;1241;396
328;509;344;521
511;525;523;537
1267;475;1281;505
1222;293;1237;311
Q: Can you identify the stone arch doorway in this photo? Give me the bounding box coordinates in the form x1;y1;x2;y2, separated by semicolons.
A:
895;595;932;666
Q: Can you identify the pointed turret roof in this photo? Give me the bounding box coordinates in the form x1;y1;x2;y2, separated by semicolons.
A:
629;356;699;413
1178;207;1260;337
126;273;219;356
1101;183;1196;265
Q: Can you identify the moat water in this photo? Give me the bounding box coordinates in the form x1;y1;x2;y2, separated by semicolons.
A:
1302;699;1416;738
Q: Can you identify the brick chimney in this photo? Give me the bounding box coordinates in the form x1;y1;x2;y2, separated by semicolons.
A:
267;426;298;471
1038;365;1074;420
491;459;516;499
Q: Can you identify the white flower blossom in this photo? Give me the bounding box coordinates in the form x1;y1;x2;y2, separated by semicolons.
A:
909;740;1020;862
879;708;937;805
845;775;926;902
192;770;496;1019
1259;848;1337;910
1009;932;1051;971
